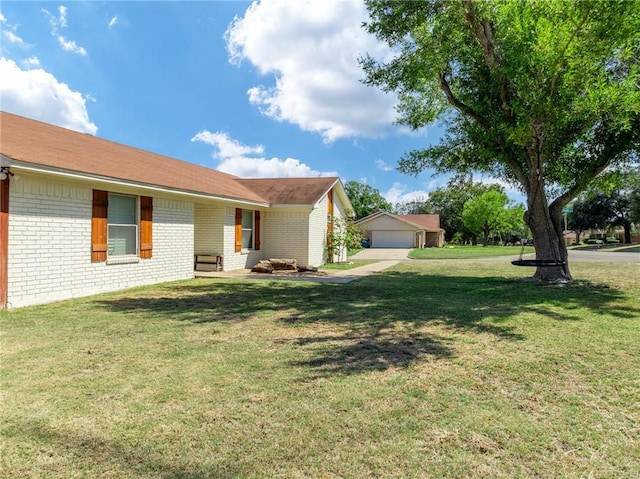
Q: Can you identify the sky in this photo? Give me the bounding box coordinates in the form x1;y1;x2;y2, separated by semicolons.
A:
0;0;521;206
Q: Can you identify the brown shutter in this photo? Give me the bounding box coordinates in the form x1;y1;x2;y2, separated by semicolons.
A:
0;175;10;308
140;196;153;259
91;190;108;262
235;208;242;252
327;189;334;234
254;211;261;251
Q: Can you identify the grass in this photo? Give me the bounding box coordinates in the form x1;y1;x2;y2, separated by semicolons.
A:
1;261;639;478
409;245;535;259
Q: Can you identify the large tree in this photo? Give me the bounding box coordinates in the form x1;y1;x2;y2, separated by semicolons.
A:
344;181;392;219
363;0;640;281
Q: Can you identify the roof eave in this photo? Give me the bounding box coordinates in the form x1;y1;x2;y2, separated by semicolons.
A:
9;160;270;208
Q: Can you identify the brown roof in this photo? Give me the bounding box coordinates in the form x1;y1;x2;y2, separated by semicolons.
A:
357;211;443;231
237;177;338;205
0;111;268;204
398;214;441;230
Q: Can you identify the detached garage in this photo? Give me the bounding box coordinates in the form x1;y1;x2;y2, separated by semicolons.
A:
356;211;445;248
371;230;415;248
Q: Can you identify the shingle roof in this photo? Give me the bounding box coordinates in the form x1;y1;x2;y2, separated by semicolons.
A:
398;214;441;230
237;177;338;205
357;211;443;231
1;111;269;204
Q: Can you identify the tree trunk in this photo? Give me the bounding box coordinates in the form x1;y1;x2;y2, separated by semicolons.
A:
623;223;631;244
525;183;572;282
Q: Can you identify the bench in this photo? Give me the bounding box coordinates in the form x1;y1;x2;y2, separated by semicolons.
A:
194;254;223;272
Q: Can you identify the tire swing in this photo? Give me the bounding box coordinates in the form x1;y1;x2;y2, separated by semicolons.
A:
511;242;566;267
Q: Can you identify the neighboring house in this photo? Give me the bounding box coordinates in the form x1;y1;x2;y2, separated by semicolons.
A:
0;112;352;308
356;211;445;248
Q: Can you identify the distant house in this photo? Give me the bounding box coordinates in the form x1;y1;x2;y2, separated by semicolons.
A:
0;112;352;308
356;211;445;248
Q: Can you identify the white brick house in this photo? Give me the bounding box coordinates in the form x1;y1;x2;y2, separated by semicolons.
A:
0;112;352;308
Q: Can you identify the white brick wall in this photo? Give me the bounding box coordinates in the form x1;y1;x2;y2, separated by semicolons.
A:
308;198;327;266
262;208;311;265
194;203;224;255
7;175;194;308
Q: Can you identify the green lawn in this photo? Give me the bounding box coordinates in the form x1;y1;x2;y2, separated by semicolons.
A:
409;244;535;259
2;261;639;478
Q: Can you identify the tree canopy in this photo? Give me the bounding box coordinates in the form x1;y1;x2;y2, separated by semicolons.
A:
344;181;392;219
362;0;640;281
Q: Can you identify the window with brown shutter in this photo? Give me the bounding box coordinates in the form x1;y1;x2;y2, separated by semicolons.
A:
92;190;153;261
140;196;153;259
235;208;242;252
91;189;108;262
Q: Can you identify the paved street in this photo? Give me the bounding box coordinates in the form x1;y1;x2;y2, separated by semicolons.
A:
351;247;639;263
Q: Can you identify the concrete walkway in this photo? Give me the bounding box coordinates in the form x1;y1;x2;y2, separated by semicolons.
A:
195;260;400;284
349;248;413;260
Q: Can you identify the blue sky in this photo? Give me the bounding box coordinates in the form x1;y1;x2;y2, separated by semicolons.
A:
1;1;519;205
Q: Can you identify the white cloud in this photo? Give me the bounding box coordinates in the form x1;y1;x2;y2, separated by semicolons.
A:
191;130;264;159
57;35;87;56
0;57;97;135
58;6;68;28
225;0;397;143
375;159;394;172
218;156;337;178
108;16;118;28
383;182;432;205
23;56;41;67
42;6;87;56
3;29;28;47
191;130;336;178
1;12;30;48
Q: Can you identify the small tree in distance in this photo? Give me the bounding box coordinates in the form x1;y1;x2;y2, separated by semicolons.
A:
345;181;392;220
462;190;524;246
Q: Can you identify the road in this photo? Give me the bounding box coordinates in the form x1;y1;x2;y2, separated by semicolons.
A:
351;247;639;263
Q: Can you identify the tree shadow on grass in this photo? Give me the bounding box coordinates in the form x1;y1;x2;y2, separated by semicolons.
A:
4;418;243;479
95;271;638;377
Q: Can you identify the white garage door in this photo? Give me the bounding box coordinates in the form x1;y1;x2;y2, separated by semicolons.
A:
371;231;414;248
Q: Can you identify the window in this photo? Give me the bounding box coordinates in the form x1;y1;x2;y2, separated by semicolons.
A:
108;194;137;256
92;190;153;262
235;208;261;252
241;209;253;249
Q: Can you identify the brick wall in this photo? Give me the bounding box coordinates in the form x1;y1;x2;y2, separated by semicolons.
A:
7;175;194;308
194;203;224;255
308;198;327;266
262;208;311;265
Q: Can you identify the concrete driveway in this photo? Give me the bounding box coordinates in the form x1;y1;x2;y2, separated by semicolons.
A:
350;248;413;260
